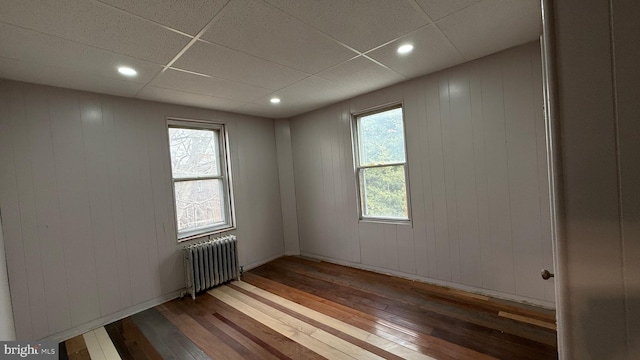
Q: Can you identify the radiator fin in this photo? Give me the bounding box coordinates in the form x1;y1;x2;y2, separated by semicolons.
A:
183;235;239;299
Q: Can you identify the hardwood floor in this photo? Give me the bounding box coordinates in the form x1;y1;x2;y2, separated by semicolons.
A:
60;256;558;359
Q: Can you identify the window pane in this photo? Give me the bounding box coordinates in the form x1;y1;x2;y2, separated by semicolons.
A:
360;165;408;219
169;127;220;178
358;108;405;166
174;179;225;233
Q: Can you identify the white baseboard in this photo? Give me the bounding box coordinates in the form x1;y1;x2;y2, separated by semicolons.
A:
299;252;556;309
41;289;183;343
43;250;553;344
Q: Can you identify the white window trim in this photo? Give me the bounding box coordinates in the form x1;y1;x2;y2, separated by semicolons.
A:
352;103;412;225
167;118;236;242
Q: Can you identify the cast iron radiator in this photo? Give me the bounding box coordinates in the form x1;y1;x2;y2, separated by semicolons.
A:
183;235;239;299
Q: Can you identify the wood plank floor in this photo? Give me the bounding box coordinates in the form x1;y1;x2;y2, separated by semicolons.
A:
60;256;558;359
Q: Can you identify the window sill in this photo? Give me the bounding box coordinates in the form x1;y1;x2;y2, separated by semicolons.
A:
178;225;236;243
358;218;412;227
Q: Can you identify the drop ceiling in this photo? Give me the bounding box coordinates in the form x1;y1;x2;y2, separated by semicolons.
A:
0;0;542;119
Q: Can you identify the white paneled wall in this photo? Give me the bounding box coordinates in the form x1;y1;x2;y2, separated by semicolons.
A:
274;119;300;255
0;80;284;341
290;41;555;305
0;219;16;340
553;0;640;357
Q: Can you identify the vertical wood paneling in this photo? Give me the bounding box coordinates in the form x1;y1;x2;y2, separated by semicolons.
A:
291;41;553;305
382;225;399;271
102;97;133;309
79;94;121;316
0;80;285;340
246;119;267;262
438;74;461;283
552;0;632;356
468;63;493;291
332;107;349;262
135;105;162;300
416;80;438;278
424;77;452;281
310;113;327;257
478;54;516;294
330;107;347;261
9;84;51;339
234;116;283;266
113;99;153;305
25;85;71;334
227;117;248;266
49;89;101;327
396;224;415;274
0;219;16;340
232;118;253;266
403;80;427;277
290;118;308;254
0;82;34;340
298;113;315;256
143;105;178;295
319;109;336;259
294;116;310;256
274;119;300;256
502;44;544;299
394;84;417;275
449;67;482;288
358;222;381;267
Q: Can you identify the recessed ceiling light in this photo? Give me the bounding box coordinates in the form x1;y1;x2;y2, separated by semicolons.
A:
117;66;137;77
397;44;414;54
270;97;281;104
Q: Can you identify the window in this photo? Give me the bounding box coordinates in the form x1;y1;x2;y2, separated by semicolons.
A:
353;105;410;222
167;119;235;240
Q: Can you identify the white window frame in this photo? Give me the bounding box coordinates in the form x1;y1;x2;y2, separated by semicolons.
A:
167;118;236;241
352;103;412;224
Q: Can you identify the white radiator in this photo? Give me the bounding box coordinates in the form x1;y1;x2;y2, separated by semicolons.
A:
183;235;240;299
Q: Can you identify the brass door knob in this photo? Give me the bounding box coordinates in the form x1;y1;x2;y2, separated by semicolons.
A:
541;269;555;280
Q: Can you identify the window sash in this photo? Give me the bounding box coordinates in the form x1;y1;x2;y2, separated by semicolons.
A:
353;104;411;223
167;119;235;241
174;179;227;238
356;163;409;220
169;126;221;179
357;161;406;170
356;106;406;167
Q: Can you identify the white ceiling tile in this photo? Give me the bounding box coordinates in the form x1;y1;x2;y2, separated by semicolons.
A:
200;0;357;74
0;0;545;118
367;25;464;78
252;76;353;117
173;41;309;90
137;86;245;111
316;56;405;95
149;68;272;102
263;0;428;52
95;0;228;35
0;56;144;97
0;0;190;64
437;0;542;60
0;23;162;85
414;0;480;21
